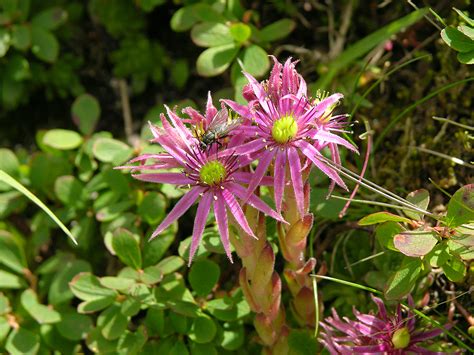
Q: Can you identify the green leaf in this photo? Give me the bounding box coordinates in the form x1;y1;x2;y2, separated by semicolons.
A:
196;43;240;77
139;0;166;12
96;200;134;222
441;27;474;52
375;221;401;251
446;184;474;227
138;191;166;225
170;340;189;355
447;235;474;261
157;255;185;275
287;329;318;355
86;327;118;353
21;289;61;324
72;94;101;135
55;313;92;341
442;257;466;282
143;228;175;267
453;7;474;27
120;297;141;317
218;322;244;351
100;277;135;291
189;342;218;355
316;9;428;89
358;212;412;226
0;148;19;191
10;25;31;50
144;308;164;336
404;189;430;220
112;228;142;270
0;269;27;289
98;305;128;340
0;231;27;273
188;259;220;297
258;19;295;42
4;54;30;81
0;170;77;244
6;328;40;355
188;315;217;343
69;272;117;301
0;293;11;315
117;327;147;354
43;129;83;150
393;230;438;257
170;6;198;32
384;258;421;300
31;25;59;62
92;137;133;163
0;316;10;343
54;175;86;207
78;297;116;313
170;312;189;334
229;23;251;43
0;28;11;57
49;259;91;306
427;243;450;267
191;23;233;47
240;45;270;78
31;7;67;30
458;25;474;40
457;49;474;64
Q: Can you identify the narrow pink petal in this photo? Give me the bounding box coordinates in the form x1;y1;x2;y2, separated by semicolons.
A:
295;140;347;190
221;189;255;238
274;150;286;213
221;99;252;119
233;172;274;186
311;130;358;153
182;107;205;126
149;187;203;240
242;72;271;115
132;173;194;185
370;295;388;320
205;91;218;122
287;147;305;216
219;138;266;156
227;182;286;223
298;93;343;125
214;191;233;262
188;192;212;265
243;149;275;201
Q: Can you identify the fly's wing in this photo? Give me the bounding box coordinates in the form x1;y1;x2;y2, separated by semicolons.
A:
207;109;229;131
213;116;243;137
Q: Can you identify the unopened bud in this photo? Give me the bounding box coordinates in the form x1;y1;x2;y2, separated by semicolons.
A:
392;327;410;349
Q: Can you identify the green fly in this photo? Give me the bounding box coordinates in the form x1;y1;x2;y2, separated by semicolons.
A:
196;109;243;150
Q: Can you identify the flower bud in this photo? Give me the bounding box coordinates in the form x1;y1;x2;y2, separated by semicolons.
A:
392;327;411;349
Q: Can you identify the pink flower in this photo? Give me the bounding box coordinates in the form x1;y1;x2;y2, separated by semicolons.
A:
222;58;358;215
320;295;453;354
118;105;285;264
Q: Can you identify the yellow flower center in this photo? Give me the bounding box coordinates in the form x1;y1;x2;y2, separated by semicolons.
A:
271;115;298;144
392;327;410;349
199;161;227;186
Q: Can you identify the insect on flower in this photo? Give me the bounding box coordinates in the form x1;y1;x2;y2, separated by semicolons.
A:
194;108;243;150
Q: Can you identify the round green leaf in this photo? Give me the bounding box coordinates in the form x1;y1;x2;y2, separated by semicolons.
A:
6;328;40;355
191;23;233;47
31;7;68;30
21;289;61;324
218;323;244;351
86;327;118;353
446;184;474;227
56;313;92;341
259;19;295;42
170;6;198;32
31;26;59;62
138;191;166;225
240;44;270;78
0;269;27;289
188;259;220;297
97;305;128;340
54;175;85;207
11;25;31;50
196;43;239;77
384;259;421;300
287;329;318;355
457;49;474;64
72;94;101;135
0;28;10;57
43;129;83;150
112;228;142;270
441;27;474;52
442;257;466;282
394;231;438;257
0;149;19;191
188;315;217;344
92;137;132;163
229;23;251;43
404;189;430;220
189;342;218;355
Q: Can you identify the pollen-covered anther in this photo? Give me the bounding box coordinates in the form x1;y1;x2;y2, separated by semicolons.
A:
199;160;227;186
271;115;298;144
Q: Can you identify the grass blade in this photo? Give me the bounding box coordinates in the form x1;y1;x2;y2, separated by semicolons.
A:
315;8;428;89
0;170;78;245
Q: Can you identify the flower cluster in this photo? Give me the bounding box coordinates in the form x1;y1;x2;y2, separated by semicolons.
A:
119;57;356;263
319;295;451;354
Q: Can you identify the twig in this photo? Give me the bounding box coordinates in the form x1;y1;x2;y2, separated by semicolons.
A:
328;0;354;59
118;79;134;143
